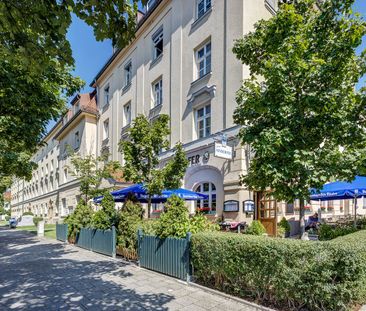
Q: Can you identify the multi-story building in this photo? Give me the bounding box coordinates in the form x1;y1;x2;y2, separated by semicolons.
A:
10;92;98;221
90;0;275;225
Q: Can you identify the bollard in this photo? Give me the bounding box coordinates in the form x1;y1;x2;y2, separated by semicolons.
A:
37;220;45;237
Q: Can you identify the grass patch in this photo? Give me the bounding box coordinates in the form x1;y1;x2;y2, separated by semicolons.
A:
0;220;7;226
16;224;56;239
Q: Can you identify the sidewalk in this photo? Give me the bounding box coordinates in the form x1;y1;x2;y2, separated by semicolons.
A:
0;227;268;310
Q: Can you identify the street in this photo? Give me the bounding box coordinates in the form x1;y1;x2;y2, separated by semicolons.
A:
0;227;259;311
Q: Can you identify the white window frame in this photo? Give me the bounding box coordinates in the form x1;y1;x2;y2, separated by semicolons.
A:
74;131;80;149
196;41;211;79
152;27;163;60
104;85;110;107
197;0;211;19
152;78;163;107
103;119;109;140
124;61;132;87
195;104;211;139
195;182;217;212
123;102;131;126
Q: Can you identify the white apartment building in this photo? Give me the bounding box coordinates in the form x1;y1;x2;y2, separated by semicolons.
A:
11;92;98;221
90;0;276;225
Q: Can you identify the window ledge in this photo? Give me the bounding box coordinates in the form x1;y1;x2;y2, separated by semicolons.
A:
149;104;162;120
191;71;212;88
121;124;131;137
122;82;131;95
101;103;110;113
150;53;163;69
191;7;212;30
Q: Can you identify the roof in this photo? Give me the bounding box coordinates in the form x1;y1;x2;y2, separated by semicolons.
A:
90;0;163;87
54;91;98;140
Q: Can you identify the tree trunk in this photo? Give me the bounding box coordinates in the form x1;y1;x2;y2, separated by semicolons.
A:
299;198;305;237
147;195;151;219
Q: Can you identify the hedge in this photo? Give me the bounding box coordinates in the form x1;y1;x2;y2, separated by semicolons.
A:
191;231;366;311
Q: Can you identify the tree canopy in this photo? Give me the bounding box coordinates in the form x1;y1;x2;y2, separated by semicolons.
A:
233;0;366;232
0;0;145;181
119;114;189;218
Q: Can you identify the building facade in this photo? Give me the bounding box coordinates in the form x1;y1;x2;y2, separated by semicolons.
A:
90;0;275;224
10;92;98;221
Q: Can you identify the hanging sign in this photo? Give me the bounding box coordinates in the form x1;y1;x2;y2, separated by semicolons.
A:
223;200;239;212
214;142;233;160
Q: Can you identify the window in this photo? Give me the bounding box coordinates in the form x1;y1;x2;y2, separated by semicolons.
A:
197;0;211;19
196;104;211;138
103;119;109;140
50;159;54;171
123;102;131;125
152;79;163;107
41;167;44;177
45;164;48;175
195;182;216;213
286;202;294;214
196;41;211;78
152;28;163;60
74;102;80;113
124;61;132;87
146;0;156;11
74;131;80;149
63;168;68;182
61;198;66;216
104;85;110;107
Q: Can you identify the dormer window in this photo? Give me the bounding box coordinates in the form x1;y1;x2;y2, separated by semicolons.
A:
147;0;156;11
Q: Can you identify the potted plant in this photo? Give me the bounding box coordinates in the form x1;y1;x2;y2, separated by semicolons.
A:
278;217;291;238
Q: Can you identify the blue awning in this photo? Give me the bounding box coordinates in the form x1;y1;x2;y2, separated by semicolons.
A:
310;176;366;201
94;184;208;204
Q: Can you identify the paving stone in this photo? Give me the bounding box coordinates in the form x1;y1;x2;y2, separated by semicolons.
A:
0;227;266;311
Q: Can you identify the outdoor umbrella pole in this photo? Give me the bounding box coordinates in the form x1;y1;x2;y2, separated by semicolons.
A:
354;195;357;228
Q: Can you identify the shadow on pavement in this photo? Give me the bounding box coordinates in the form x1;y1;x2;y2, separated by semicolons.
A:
0;227;174;310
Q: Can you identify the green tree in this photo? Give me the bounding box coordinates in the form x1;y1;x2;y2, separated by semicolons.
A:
67;150;121;202
92;192;119;230
119;114;189;218
0;1;146;180
64;199;94;240
233;0;366;234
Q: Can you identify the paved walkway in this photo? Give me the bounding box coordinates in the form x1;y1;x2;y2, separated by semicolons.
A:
0;227;262;311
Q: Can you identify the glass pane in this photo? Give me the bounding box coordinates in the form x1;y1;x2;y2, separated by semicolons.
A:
206;0;211;10
197;108;204;118
203;200;209;208
206;42;211;53
211;183;216;191
203;183;209;192
205;105;211;114
198;48;204;59
196;185;201;192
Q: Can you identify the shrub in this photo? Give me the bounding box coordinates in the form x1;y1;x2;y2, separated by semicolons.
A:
318;223;358;241
22;211;34;216
191;231;366;311
5;215;10;221
278;217;291;233
64;199;94;240
92;193;118;230
155;196;217;239
245;220;266;235
33;217;43;226
117;199;144;251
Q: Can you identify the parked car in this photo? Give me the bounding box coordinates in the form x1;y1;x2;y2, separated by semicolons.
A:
9;218;17;229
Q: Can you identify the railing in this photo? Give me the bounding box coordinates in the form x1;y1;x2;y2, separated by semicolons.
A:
76;226;116;258
56;223;68;242
137;230;191;281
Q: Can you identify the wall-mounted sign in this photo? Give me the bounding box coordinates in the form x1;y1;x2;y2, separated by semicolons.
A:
187;151;210;166
243;200;255;213
214;142;233;160
223;200;239;212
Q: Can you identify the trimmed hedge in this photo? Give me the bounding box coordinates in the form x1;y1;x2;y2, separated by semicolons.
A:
191;231;366;311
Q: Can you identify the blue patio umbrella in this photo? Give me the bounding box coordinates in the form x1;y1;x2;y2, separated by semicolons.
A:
93;184;208;204
310;176;366;225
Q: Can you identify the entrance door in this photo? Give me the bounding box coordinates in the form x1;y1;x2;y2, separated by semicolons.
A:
256;192;277;236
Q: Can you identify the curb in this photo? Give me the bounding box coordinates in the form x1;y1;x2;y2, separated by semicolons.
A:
188;282;276;311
